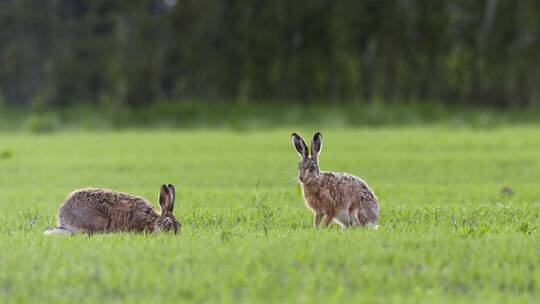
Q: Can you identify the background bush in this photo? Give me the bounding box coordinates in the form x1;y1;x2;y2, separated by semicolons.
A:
1;0;539;108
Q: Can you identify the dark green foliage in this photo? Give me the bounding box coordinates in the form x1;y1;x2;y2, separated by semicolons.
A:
2;101;540;132
1;0;539;107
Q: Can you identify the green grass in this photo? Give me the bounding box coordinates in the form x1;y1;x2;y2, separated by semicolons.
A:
0;127;539;303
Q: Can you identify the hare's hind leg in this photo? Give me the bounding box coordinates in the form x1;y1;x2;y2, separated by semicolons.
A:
349;208;361;227
75;213;111;234
60;208;111;234
333;209;352;229
358;203;379;227
82;216;111;234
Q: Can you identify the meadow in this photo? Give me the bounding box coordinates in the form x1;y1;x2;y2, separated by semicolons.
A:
0;127;539;303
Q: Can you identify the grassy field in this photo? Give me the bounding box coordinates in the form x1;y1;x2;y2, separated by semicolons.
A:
0;127;539;303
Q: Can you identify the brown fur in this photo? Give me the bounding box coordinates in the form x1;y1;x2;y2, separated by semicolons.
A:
292;132;379;228
54;185;180;234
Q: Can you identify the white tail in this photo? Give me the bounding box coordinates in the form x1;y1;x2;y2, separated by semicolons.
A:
367;224;380;230
44;227;73;236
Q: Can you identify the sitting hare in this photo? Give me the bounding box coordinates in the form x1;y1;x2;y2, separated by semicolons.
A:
45;184;180;235
292;132;379;228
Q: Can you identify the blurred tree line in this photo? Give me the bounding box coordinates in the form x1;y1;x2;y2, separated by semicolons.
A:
1;0;539;108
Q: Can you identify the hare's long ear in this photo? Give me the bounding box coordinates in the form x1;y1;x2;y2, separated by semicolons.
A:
292;133;308;159
311;132;322;160
167;184;176;212
159;184;172;214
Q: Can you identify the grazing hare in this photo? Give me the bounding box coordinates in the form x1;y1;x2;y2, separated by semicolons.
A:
45;184;180;235
292;132;379;228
